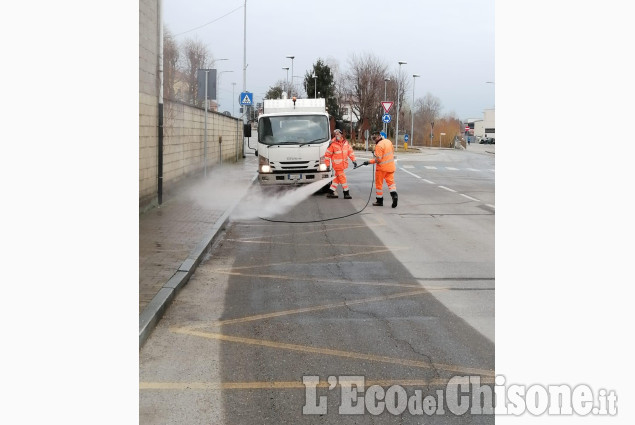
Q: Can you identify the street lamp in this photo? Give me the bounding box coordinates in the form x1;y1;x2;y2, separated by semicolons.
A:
217;70;234;109
383;78;390;134
411;74;420;147
232;82;236;116
286;55;295;96
312;74;317;98
395;61;406;149
282;67;289;94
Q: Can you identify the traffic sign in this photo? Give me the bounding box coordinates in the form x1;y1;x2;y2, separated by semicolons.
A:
404;134;409;142
381;101;394;114
382;113;392;123
240;92;253;105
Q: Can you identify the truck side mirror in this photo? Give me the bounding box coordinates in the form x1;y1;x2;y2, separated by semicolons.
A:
243;124;252;137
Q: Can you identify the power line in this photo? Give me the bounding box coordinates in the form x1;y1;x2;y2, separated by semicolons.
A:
170;5;243;37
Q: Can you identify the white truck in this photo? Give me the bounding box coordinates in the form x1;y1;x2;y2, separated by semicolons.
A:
256;97;332;186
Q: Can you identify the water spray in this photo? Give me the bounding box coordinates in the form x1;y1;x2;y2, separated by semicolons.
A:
258;163;374;223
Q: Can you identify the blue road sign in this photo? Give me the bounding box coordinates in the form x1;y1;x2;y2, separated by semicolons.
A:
240;92;253;105
382;113;391;123
404;134;409;142
380;131;387;138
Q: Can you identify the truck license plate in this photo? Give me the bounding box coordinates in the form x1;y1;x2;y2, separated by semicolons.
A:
288;174;301;181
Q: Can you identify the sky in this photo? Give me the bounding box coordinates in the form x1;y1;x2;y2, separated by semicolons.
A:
162;0;495;120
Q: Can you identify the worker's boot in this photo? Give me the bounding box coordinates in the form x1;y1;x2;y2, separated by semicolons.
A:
343;190;352;199
390;191;398;208
327;189;338;198
372;197;383;206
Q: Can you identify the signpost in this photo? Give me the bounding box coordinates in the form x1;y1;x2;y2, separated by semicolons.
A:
381;101;393;136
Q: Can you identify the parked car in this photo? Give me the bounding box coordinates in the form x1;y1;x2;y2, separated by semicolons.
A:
479;137;495;144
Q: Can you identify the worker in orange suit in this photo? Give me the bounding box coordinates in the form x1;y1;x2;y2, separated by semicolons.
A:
362;131;398;208
325;129;357;199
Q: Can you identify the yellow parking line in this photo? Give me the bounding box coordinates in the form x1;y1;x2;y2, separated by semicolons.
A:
140;377;495;390
189;289;429;328
170;328;495;377
233;224;376;241
218;247;405;272
224;239;405;249
212;270;422;289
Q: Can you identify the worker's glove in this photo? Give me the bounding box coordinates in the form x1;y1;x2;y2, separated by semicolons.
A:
363;161;369;166
353;161;358;168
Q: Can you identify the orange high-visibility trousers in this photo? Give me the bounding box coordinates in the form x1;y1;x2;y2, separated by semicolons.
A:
375;170;396;198
330;169;349;191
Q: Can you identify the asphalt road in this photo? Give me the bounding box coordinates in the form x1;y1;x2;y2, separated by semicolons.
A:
140;147;495;424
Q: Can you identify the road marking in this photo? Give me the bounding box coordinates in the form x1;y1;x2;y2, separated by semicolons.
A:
422;179;435;184
460;194;480;202
212;270;422;289
438;186;456;193
169;328;495;377
189;289;430;328
402;165;414;169
140;377;495;391
466;168;480;171
424;166;437;170
488;169;495;172
399;167;422;179
218;247;405;272
235;224;375;241
225;239;397;249
445;167;459;171
485;204;495;209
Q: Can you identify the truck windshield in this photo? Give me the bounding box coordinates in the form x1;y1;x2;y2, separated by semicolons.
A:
258;115;329;145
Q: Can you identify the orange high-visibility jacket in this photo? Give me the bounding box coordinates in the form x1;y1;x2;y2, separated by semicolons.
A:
369;138;396;172
325;138;356;171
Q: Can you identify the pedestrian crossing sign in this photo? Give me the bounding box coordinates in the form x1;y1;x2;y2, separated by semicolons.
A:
240;92;253;105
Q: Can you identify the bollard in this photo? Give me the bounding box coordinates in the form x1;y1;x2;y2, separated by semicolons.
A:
404;142;408;150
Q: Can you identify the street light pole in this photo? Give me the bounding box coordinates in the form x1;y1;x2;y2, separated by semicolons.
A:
383;78;390;135
282;67;289;94
204;69;209;177
286;55;295;96
217;70;234;110
232;82;236;116
313;74;317;98
411;74;419;147
395;61;407;149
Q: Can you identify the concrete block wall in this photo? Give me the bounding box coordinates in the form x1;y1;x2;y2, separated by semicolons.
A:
162;101;242;187
139;0;159;209
138;0;244;212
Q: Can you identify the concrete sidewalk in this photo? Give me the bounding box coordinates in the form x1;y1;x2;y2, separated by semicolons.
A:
139;155;257;347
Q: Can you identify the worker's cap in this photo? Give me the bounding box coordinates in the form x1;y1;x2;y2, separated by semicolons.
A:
333;129;342;134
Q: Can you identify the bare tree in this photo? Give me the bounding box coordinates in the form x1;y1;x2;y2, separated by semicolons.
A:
414;93;442;145
182;38;212;107
346;53;389;139
163;27;179;101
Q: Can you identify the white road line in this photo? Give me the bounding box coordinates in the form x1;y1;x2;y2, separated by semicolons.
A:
424;166;437;170
485;204;495;209
438;186;456;193
445;167;459;171
460;194;480;202
422;179;435;184
466;168;480;171
488;169;495;172
402;165;414;169
399;168;422;179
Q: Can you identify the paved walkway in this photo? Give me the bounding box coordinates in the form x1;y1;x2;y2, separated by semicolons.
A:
138;155;257;345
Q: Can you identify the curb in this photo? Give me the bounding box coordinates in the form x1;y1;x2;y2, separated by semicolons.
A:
139;174;258;348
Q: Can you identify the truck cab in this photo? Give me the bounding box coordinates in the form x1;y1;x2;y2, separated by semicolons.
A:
257;97;332;185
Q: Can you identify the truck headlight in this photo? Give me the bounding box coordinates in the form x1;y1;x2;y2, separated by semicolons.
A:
318;164;327;172
261;164;271;173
